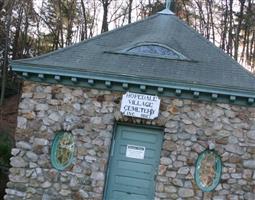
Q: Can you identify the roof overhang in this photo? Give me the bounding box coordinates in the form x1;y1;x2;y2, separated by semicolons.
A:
12;62;255;107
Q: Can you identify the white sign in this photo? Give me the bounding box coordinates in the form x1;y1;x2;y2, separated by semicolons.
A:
120;92;160;119
126;145;145;159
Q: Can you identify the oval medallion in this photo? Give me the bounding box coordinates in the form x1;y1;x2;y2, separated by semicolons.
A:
51;132;75;171
194;150;222;192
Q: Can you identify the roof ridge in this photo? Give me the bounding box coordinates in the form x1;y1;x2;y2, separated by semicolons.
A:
13;14;160;64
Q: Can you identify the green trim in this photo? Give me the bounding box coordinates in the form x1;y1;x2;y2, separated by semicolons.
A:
194;149;222;192
12;63;255;107
116;121;165;130
50;132;75;171
12;63;255;94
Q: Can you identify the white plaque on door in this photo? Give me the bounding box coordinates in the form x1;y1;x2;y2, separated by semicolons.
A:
126;145;145;159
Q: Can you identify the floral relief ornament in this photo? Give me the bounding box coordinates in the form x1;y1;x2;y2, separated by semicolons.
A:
194;149;222;192
51;132;75;171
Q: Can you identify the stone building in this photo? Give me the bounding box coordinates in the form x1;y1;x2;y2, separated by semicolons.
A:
4;4;255;200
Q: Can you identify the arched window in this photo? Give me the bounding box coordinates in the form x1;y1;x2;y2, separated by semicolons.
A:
50;132;75;171
126;43;187;60
194;149;222;192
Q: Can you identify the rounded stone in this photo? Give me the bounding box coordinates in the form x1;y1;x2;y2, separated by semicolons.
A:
166;171;177;178
165;186;177;193
90;117;102;124
247;130;255;140
165;121;178;129
73;103;81;111
178;167;190;175
178;188;194;198
10;157;28;168
59;189;71;196
48;112;61;122
172;179;183;187
78;189;89;198
243;160;255;169
16;141;32;150
156;182;164;192
33;138;49;146
41;181;51;188
11;148;21;156
26;151;38;162
17;117;27;129
5;189;25;197
158;165;167;175
35;104;49;111
91;172;104;181
160;157;172;165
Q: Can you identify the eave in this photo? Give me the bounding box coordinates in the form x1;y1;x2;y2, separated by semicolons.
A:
12;62;255;107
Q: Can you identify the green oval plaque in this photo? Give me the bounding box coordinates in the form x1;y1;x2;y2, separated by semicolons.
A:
50;132;75;171
194;149;222;192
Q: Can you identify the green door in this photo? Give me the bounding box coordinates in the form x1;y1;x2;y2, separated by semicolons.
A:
104;125;163;200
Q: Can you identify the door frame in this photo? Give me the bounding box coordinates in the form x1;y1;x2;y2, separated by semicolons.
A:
103;122;164;200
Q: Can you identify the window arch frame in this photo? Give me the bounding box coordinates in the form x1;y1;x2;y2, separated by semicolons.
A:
123;42;188;60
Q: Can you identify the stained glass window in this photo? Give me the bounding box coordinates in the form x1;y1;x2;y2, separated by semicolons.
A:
50;132;75;171
194;150;222;192
126;44;187;60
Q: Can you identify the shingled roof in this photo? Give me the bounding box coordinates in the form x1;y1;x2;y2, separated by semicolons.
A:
12;8;255;106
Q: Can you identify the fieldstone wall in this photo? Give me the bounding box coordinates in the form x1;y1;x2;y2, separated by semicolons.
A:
4;81;255;200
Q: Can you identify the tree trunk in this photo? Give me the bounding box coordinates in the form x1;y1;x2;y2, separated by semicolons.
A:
12;7;23;59
58;0;64;48
205;0;210;40
250;31;255;68
227;0;233;56
89;0;97;37
66;0;76;46
128;0;133;24
241;26;248;63
23;11;29;57
208;0;215;44
234;0;245;61
101;0;110;33
195;1;206;37
81;0;88;40
246;30;250;63
221;0;228;51
1;1;14;105
181;0;190;25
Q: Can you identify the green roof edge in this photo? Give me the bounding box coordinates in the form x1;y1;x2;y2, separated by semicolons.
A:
12;62;255;107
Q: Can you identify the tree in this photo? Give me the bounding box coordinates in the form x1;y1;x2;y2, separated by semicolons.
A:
80;0;88;40
234;0;245;60
128;0;133;24
1;0;15;105
100;0;113;33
